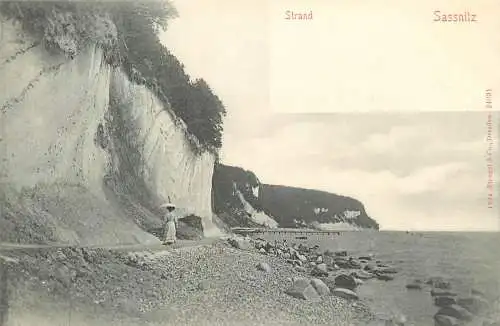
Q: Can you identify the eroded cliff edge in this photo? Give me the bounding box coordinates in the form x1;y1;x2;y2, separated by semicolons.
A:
0;18;218;245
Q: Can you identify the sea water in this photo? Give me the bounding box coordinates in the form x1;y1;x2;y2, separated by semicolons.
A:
259;231;500;325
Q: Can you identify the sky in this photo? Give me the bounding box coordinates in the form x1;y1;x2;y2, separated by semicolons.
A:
161;0;500;231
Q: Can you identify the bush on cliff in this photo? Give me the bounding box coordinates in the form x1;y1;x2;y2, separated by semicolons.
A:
0;1;226;154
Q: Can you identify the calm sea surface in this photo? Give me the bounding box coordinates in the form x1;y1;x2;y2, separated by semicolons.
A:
258;231;500;325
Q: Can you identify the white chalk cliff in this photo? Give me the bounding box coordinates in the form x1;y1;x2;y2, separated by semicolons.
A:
0;19;218;245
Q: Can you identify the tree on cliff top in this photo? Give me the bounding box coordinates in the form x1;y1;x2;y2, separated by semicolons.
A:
0;1;226;153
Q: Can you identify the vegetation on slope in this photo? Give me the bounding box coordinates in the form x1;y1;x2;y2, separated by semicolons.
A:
212;163;263;227
260;185;379;229
0;1;226;153
212;164;380;230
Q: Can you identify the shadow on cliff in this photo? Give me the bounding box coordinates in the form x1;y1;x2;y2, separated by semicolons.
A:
0;68;203;246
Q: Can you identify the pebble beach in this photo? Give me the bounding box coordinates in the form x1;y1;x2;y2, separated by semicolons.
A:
2;233;499;326
1;238;374;326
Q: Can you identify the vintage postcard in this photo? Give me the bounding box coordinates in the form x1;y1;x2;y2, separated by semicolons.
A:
0;0;499;325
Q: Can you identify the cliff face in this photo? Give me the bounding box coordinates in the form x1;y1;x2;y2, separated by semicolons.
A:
0;19;218;245
212;164;278;228
212;164;379;230
260;185;379;230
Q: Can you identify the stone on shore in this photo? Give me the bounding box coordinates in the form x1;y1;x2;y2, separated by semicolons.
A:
376;273;394;281
324;249;337;257
364;264;376;271
358;254;374;261
228;237;252;250
406;283;423;290
256;262;272;273
348;259;362;269
434;314;461;326
436;304;474;321
285;277;321;301
457;295;490;314
431;289;457;297
297;254;308;263
435;296;456;307
311;263;329;277
333;288;359;300
310;278;330;296
354;278;364;286
353;271;375;280
427;277;451;289
335;250;348;257
335;274;357;291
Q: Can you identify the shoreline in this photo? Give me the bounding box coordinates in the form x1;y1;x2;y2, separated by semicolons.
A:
1;238;376;326
2;234;499;326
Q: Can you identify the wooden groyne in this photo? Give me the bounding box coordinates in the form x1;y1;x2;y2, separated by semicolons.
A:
231;227;342;237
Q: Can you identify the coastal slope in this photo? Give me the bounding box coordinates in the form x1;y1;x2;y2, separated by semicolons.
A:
212;164;379;230
0;14;218;245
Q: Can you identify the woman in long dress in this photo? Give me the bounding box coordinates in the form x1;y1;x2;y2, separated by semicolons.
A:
162;203;177;245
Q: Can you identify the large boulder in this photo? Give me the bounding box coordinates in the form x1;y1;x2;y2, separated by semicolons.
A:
436;304;474;321
435;296;456;307
285;277;320;301
310;278;330;296
434;314;461;326
335;274;357;291
457;295;490;314
228;237;252;250
176;215;204;240
256;262;272;273
332;288;358;300
311;263;329;277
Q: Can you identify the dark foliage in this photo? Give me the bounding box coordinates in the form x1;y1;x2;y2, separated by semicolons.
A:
212;163;379;229
212;163;263;227
0;1;226;153
176;215;204;240
260;184;379;229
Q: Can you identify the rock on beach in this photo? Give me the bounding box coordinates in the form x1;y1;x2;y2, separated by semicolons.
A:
332;288;359;300
310;278;331;296
285;277;321;301
335;274;357;291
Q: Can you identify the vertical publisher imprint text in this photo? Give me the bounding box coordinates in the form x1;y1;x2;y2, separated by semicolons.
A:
485;89;494;209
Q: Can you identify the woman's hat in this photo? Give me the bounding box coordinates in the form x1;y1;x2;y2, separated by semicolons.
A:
160;203;176;209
